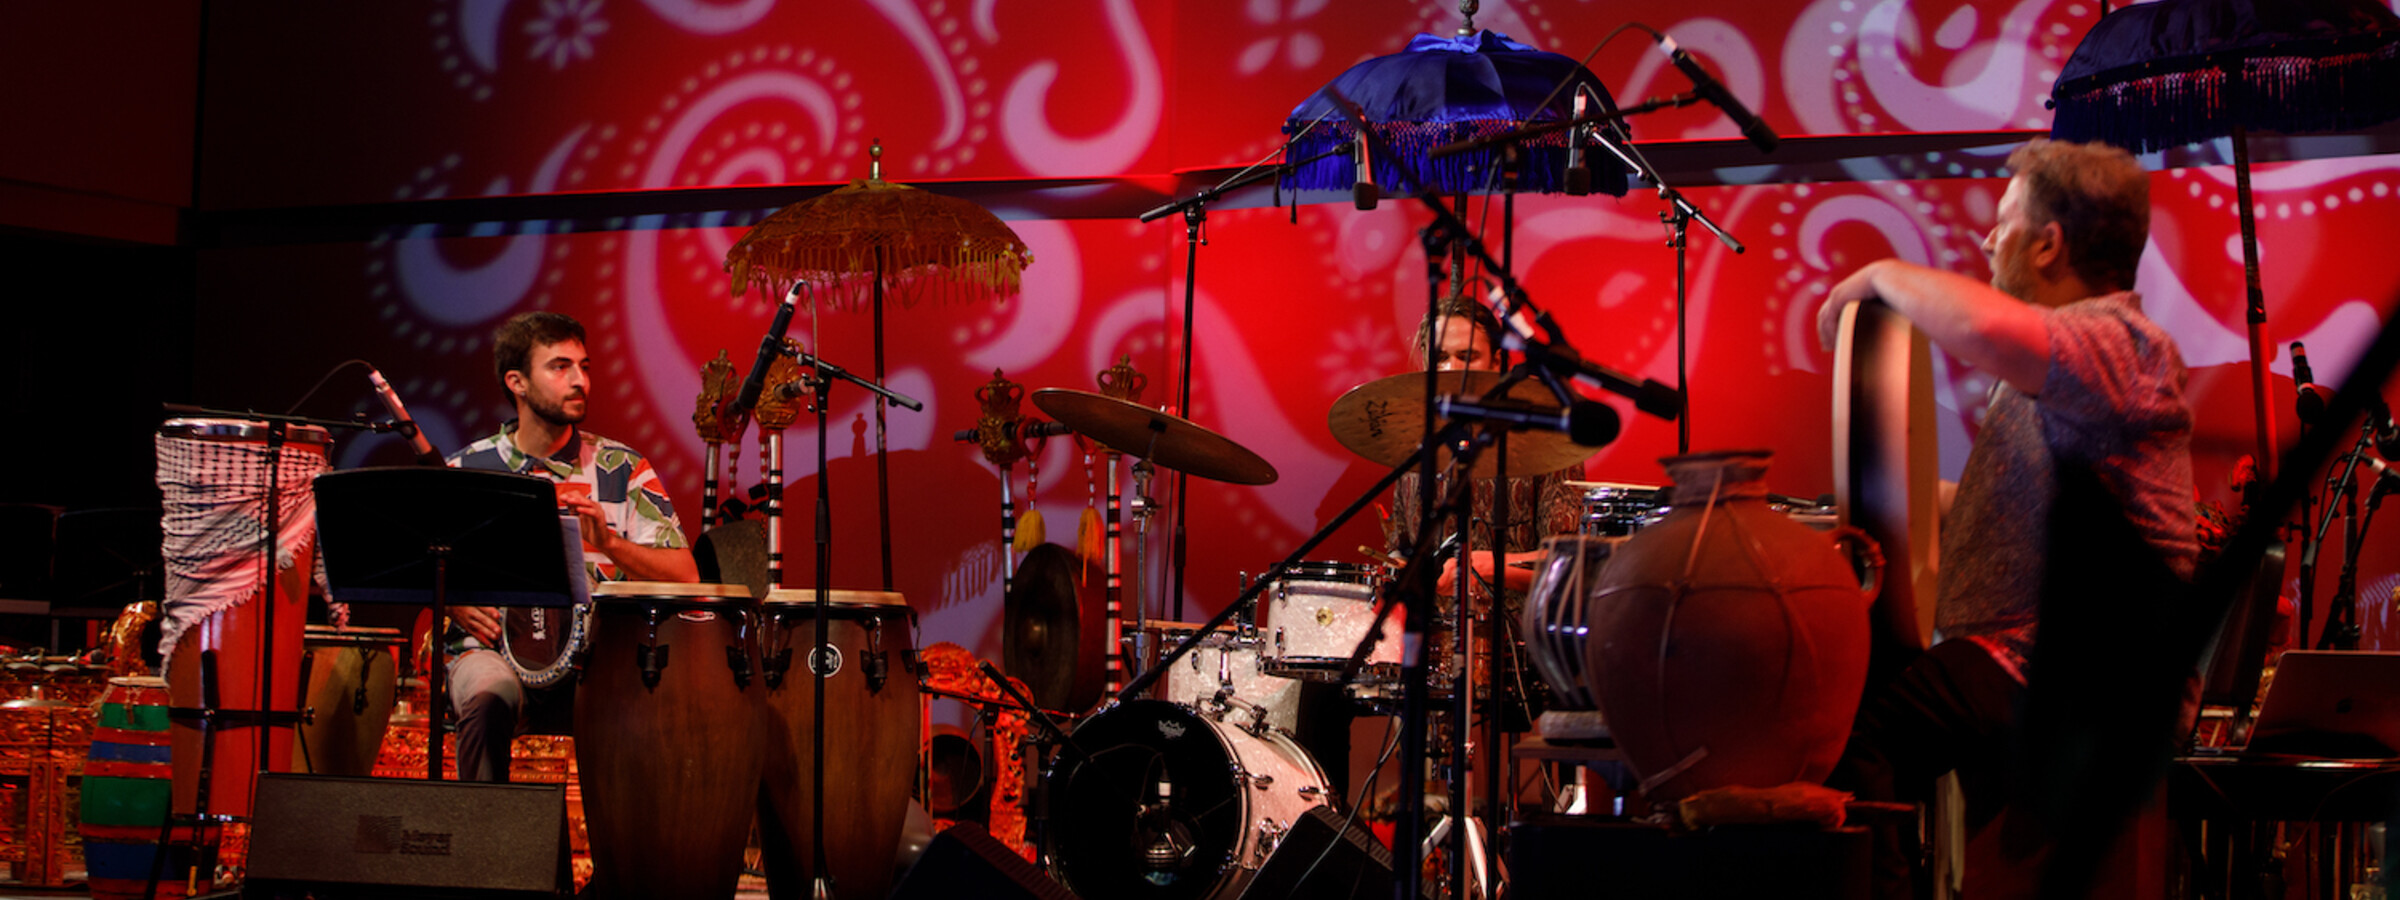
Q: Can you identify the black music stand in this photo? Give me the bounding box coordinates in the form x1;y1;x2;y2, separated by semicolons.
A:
312;467;585;780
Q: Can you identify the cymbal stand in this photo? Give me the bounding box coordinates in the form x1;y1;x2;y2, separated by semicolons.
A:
1140;138;1368;622
1128;457;1158;670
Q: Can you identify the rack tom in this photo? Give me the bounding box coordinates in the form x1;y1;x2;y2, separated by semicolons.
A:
1255;561;1398;684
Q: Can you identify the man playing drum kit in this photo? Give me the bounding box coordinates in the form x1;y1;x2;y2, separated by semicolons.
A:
1815;139;2197;898
1384;294;1589;604
444;311;698;782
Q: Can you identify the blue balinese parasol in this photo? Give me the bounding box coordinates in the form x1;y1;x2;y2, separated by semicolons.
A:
1282;29;1628;199
2050;0;2400;482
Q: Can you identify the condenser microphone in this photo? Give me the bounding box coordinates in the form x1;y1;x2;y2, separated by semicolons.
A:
2291;340;2326;424
732;281;804;417
1351;130;1379;210
1563;89;1592;196
1657;34;1778;154
1437;395;1621;447
367;368;447;466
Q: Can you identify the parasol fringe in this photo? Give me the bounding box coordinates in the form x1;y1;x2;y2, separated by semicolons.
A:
2052;39;2400;154
1281;120;1599;196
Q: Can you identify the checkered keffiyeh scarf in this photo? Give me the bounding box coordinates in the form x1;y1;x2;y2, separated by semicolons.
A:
156;431;329;667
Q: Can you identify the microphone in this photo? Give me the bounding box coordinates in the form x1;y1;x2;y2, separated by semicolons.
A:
1351;130;1379;211
1563;89;1592;196
731;281;804;417
2359;453;2400;499
367;367;447;466
2292;341;2326;424
1657;34;1778;154
1436;395;1621;447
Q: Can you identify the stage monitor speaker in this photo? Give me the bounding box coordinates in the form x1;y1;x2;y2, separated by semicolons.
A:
1237;805;1419;900
890;822;1077;900
244;773;568;899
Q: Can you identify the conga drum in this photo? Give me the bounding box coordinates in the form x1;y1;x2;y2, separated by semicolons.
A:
80;676;213;900
292;625;402;776
757;589;920;900
155;418;325;825
574;583;765;900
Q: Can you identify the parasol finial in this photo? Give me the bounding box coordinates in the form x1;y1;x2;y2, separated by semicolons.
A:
1457;0;1478;35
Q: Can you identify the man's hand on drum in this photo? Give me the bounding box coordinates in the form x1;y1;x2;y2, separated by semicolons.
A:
453;605;505;646
1435;550;1544;598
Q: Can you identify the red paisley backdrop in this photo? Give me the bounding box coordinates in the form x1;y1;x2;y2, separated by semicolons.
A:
167;0;2400;659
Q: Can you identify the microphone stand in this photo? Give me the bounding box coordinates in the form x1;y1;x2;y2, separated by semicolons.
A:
770;348;921;899
152;403;374;897
1138;139;1363;623
1434;92;1744;454
1304;87;1680;900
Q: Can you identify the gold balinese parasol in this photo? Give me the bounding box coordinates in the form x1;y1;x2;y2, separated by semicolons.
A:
724;140;1032;589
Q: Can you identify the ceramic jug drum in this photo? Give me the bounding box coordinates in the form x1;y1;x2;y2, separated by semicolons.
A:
1581;450;1881;804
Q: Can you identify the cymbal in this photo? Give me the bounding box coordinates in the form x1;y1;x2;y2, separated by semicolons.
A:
1030;388;1279;485
1328;370;1597;479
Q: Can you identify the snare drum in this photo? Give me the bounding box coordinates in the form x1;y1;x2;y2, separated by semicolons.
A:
1256;562;1399;683
1147;622;1297;734
1047;699;1333;899
1572;481;1666;537
293;625;402;776
756;589;919;900
575;583;764;900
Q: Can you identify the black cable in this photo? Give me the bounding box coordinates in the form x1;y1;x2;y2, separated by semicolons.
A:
1288;714;1404;892
283;358;376;415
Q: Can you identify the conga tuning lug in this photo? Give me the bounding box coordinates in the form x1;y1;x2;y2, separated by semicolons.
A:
636;643;669;689
726;645;752;689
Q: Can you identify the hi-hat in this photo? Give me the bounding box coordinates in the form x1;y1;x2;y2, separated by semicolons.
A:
1031;388;1279;485
1328;370;1597;479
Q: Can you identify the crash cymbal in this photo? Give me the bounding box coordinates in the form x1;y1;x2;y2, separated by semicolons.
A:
1328;370;1597;479
1030;388;1279;485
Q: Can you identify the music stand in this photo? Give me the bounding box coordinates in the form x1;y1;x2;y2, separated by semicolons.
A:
313;467;585;780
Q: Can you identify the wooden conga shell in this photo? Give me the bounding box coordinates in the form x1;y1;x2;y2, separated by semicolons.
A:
574;583;766;900
293;625;402;776
757;589;920;900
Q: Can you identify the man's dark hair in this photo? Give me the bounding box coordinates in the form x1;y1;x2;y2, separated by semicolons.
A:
1409;294;1502;364
2006;139;2150;293
492;311;587;402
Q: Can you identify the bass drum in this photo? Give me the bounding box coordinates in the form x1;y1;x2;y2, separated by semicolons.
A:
1047;700;1331;900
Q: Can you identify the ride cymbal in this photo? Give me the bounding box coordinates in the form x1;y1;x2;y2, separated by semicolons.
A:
1327;370;1597;479
1030;388;1278;485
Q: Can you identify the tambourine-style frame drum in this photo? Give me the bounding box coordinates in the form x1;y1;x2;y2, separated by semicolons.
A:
1255;561;1397;683
1147;622;1296;735
756;589;919;900
501;602;591;689
293;625;403;776
156;417;330;824
574;583;765;900
1046;699;1333;900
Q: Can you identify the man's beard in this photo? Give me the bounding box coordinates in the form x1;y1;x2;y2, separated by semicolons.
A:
527;391;587;427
